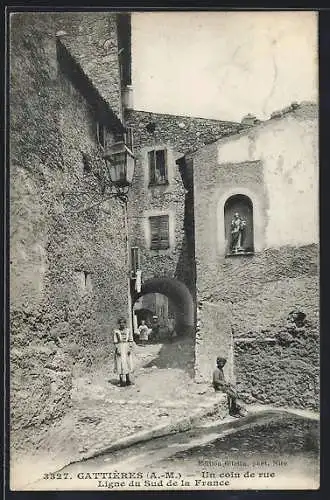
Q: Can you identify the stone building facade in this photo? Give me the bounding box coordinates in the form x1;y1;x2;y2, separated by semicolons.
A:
10;12;131;443
125;109;245;333
183;102;319;409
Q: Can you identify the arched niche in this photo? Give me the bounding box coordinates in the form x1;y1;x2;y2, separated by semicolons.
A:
224;194;254;255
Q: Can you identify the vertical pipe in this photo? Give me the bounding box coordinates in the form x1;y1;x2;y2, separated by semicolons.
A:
123;200;133;334
133;311;138;334
228;327;236;385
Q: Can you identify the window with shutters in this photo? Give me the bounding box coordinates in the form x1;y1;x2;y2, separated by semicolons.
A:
148;149;168;186
149;215;170;250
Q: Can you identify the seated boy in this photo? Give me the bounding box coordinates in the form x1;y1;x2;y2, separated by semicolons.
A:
212;356;246;417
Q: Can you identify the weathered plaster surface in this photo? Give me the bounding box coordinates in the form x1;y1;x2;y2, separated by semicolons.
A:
192;104;319;408
10;13;127;439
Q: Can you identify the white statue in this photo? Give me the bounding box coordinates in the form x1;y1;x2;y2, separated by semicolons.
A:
230;212;246;253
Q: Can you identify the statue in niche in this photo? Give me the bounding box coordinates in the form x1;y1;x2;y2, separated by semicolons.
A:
230;212;247;253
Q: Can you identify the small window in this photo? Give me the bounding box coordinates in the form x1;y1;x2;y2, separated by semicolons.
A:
96;122;105;148
149;215;170;250
82;152;92;174
148;149;168;186
83;271;91;288
75;270;92;293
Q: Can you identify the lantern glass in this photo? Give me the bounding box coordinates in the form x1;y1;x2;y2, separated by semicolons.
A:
104;142;135;187
126;154;135;185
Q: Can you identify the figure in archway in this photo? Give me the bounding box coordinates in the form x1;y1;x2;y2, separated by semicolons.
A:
150;315;160;342
133;277;195;340
168;316;177;341
113;317;134;386
137;319;150;345
230;212;247;253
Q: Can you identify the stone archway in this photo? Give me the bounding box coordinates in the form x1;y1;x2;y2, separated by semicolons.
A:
133;277;195;336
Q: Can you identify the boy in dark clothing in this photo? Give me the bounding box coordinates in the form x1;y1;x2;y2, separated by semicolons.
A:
212;356;245;417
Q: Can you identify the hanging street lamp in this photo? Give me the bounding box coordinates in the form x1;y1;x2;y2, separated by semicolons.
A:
103;141;135;202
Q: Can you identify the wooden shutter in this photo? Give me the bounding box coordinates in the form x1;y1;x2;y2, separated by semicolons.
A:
159;215;169;249
150;216;160;249
150;216;169;250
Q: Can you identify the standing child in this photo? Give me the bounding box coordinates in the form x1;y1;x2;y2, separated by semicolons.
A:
212;356;246;417
138;319;149;346
150;315;160;342
113;317;134;386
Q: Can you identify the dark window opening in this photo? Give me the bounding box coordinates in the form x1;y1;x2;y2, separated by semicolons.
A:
74;269;92;292
82;152;92;174
146;122;156;134
148;149;168;186
224;194;254;255
149;215;170;250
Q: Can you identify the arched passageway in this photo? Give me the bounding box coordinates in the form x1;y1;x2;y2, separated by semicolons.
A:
133;277;195;337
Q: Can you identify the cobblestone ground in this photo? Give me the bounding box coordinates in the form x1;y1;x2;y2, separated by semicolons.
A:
11;337;221;489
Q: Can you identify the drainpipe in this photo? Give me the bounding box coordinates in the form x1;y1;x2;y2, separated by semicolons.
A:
228;327;236;385
123;200;133;335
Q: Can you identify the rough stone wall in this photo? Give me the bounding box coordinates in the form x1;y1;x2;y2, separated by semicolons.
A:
10;11;123;117
58;12;123;120
192;105;319;406
175;190;196;296
10;13;71;435
223;247;318;336
10;13;127;442
48;72;129;368
197;245;318;318
195;301;235;384
231;248;319;411
194;244;319;384
234;327;319;411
